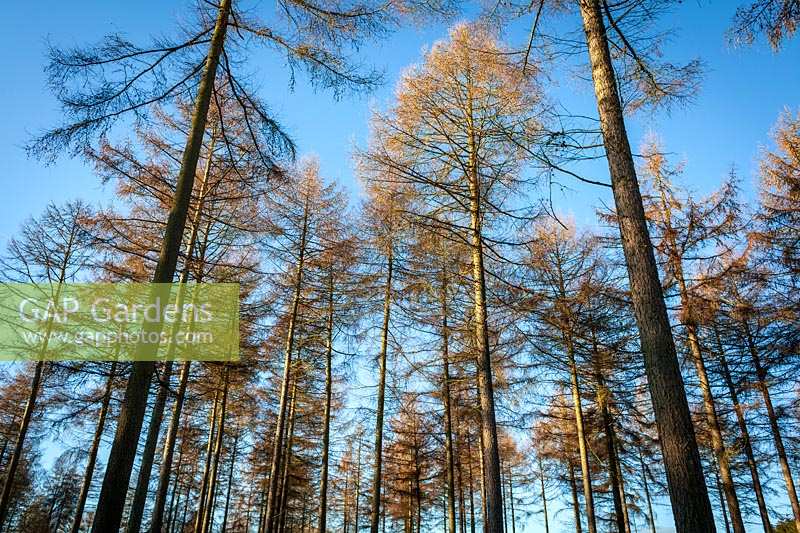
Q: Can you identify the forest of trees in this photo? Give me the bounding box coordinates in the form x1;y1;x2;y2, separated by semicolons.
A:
0;0;799;532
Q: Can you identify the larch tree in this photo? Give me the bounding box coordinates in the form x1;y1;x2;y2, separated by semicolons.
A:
29;0;453;528
359;23;554;532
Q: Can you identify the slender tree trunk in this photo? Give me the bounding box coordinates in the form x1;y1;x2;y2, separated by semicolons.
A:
71;361;117;533
614;441;631;533
195;388;221;533
439;258;457;533
0;360;45;529
355;437;362;533
166;430;186;533
713;328;772;533
127;126;216;533
714;459;732;533
152;359;191;531
576;2;715;530
568;460;582;533
744;321;800;531
277;381;299;533
265;196;310;533
466;433;476;533
566;343;597;533
596;377;625;533
317;272;335;533
507;464;516;533
201;366;229;533
0;280;70;529
126;361;174;533
369;246;393;533
538;456;549;533
90;1;231;529
466;90;504;532
638;447;657;533
654;178;745;532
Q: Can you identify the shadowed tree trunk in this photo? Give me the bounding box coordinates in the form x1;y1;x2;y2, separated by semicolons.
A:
90;2;231;530
317;271;335;533
466;79;505;533
201;366;229;533
713;327;772;533
568;460;582;533
369;244;393;533
195;387;221;533
439;256;457;533
743;321;800;531
638;446;657;533
575;1;715;530
538;456;549;533
265;193;310;533
71;361;117;533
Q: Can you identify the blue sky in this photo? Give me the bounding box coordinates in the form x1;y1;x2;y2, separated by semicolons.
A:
1;1;799;532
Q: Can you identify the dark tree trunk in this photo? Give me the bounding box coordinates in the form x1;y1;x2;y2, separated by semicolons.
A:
575;1;715;530
90;2;231;530
126;362;174;533
317;272;335;533
71;361;117;533
714;327;772;533
369;246;393;533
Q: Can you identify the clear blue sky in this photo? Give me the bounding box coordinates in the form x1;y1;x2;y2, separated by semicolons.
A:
1;1;798;532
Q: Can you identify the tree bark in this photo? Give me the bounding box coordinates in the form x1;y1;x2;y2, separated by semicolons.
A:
276;380;298;533
638;446;657;533
576;1;715;530
713;327;772;533
195;387;221;533
439;257;457;533
71;361;117;533
265;194;310;533
0;361;44;529
317;271;335;533
125;362;173;533
90;1;231;529
538;456;549;533
568;460;582;533
152;359;191;531
466;76;504;533
369;245;393;533
201;366;229;533
743;321;800;531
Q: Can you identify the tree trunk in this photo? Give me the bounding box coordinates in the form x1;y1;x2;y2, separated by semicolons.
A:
466;88;504;533
595;376;625;533
265;195;310;533
369;246;393;533
152;360;192;531
355;437;362;533
576;1;715;530
201;366;229;533
638;447;657;533
221;429;237;533
71;361;117;533
439;258;457;533
317;272;335;533
714;459;732;533
744;321;800;531
0;361;45;529
714;327;772;533
566;344;597;533
126;361;173;533
276;381;299;533
538;456;549;533
90;2;231;530
568;460;582;533
195;387;221;533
